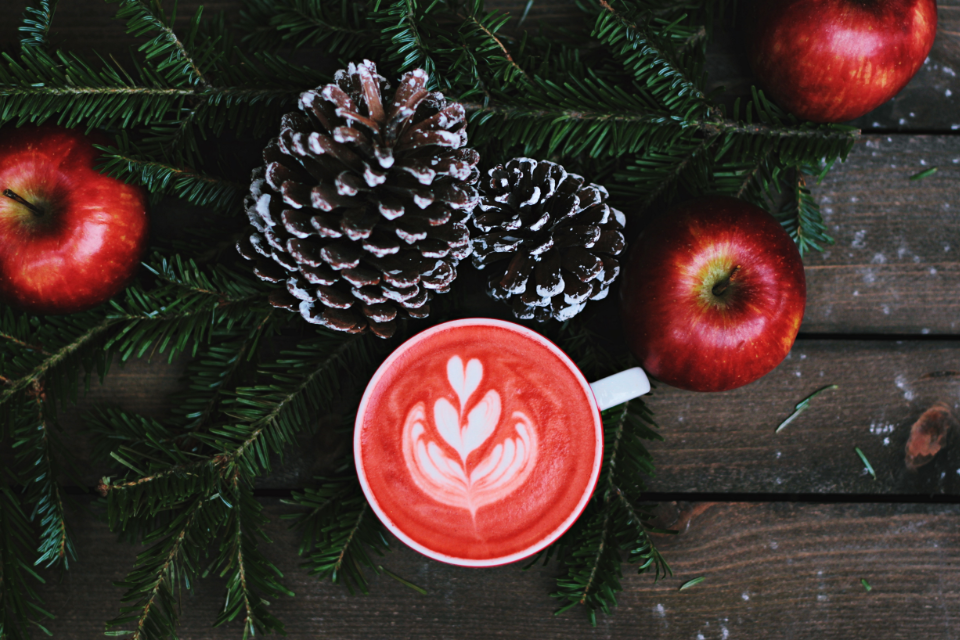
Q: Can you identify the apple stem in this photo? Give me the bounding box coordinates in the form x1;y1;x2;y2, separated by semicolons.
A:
3;189;43;216
712;265;741;296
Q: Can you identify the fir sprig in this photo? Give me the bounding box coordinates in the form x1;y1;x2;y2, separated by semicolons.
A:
213;482;292;638
551;400;670;624
106;496;221;640
13;382;78;570
96;135;245;212
0;476;52;640
284;469;390;595
19;0;58;50
239;0;372;54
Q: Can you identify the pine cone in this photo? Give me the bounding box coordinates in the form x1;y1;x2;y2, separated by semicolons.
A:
237;60;480;338
471;158;626;322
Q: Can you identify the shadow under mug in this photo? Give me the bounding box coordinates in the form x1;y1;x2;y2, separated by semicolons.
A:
354;318;650;567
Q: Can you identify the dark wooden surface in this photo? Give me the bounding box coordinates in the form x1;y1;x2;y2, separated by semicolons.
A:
38;499;960;639
3;0;960;638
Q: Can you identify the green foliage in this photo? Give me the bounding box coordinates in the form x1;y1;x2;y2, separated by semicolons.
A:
213;482;292;638
0;0;861;634
12;387;79;570
105;496;225;639
284;468;390;595
239;0;371;55
0;476;53;640
545;399;671;625
19;0;58;50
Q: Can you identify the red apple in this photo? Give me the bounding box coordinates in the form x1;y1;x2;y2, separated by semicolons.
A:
748;0;938;123
620;196;806;392
0;125;148;315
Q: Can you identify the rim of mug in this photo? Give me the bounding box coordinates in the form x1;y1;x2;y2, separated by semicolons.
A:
353;317;604;567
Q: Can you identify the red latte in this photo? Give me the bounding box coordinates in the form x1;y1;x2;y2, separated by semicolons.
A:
355;319;602;566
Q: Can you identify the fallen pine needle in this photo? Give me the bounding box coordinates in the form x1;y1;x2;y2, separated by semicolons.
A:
855;447;876;480
379;566;428;595
861;578;872;592
776;384;839;433
909;167;937;181
679;577;705;591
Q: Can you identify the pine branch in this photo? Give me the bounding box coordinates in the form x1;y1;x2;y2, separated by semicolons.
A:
284;470;390;595
213;481;290;637
171;315;276;432
14;381;77;570
460;10;530;85
214;332;376;475
611;132;718;211
238;0;373;54
594;0;708;107
0;331;50;357
775;165;834;256
107;496;220;640
96;137;245;213
19;0;58;50
0;317;117;407
374;0;438;79
0;476;52;640
109;0;214;88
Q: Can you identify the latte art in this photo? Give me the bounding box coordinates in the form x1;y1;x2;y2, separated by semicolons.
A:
355;319;603;566
402;356;538;516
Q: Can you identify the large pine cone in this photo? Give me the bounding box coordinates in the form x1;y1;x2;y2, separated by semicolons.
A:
471;158;626;322
237;60;480;338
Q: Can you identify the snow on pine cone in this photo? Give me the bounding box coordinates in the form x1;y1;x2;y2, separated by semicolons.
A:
237;60;480;339
470;158;626;322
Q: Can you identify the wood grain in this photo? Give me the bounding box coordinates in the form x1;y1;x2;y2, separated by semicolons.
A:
36;499;960;639
645;340;960;496
803;134;960;334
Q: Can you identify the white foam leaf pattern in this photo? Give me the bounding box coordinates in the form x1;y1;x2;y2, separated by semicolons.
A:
447;356;482;411
433;398;462;459
462;390;500;461
402;357;538;517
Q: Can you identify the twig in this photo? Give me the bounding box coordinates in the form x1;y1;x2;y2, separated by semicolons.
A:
466;16;529;83
637;134;718;212
0;318;118;406
0;331;51;356
458;100;861;143
577;506;613;606
130;498;205;640
228;335;364;464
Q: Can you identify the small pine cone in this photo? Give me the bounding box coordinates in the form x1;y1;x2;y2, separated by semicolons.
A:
470;158;626;322
238;60;480;338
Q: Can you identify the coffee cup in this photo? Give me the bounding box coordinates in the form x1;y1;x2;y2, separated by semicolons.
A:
354;318;650;567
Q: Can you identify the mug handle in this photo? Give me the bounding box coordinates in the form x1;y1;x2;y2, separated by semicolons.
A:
590;367;651;412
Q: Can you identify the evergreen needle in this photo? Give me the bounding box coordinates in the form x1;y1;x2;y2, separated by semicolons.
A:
678;577;705;591
860;578;872;592
855;447;876;480
379;566;428;595
909;167;937;181
776;384;838;433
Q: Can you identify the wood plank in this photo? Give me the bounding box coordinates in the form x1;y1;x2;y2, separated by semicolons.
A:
36;499;960;638
803;135;960;334
644;339;960;496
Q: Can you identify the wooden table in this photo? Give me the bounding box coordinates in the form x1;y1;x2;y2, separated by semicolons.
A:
3;1;960;638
